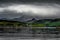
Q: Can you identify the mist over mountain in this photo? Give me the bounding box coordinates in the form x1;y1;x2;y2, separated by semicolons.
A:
0;0;60;21
9;15;60;22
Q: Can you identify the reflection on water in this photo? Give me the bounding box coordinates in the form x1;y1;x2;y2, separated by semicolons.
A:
0;27;59;38
0;38;59;40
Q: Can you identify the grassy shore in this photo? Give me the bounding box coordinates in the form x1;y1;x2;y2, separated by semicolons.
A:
0;18;60;27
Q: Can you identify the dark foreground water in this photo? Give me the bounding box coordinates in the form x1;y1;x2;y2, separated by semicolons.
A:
0;37;60;40
0;27;59;40
0;37;59;40
0;36;60;40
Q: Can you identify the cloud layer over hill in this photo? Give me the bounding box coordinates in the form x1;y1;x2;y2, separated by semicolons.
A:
0;3;60;19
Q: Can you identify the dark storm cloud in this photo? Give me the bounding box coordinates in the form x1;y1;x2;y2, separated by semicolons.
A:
0;11;23;19
0;0;60;5
0;0;60;20
0;3;60;19
0;0;60;2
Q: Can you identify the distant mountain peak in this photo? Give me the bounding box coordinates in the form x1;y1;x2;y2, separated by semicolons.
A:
32;18;36;20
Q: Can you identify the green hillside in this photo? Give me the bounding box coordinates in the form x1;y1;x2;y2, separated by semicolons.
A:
0;18;60;27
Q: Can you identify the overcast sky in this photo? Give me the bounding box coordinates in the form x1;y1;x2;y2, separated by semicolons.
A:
0;0;60;19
